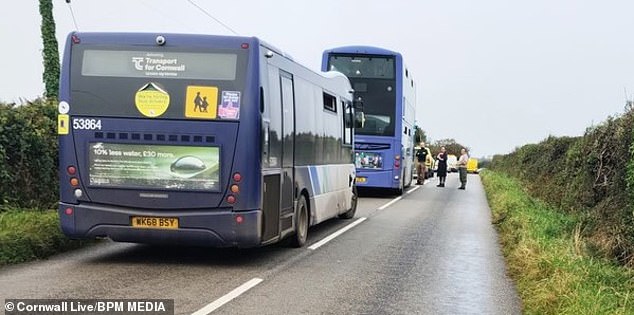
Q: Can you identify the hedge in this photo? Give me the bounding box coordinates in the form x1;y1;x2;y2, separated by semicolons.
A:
0;99;58;210
491;106;634;266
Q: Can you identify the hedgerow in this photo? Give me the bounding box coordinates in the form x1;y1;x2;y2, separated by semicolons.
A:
0;99;58;209
491;106;634;266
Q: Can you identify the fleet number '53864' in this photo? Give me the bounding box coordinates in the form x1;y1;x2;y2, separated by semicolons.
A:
73;118;102;130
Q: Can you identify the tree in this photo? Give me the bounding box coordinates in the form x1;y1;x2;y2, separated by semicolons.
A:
39;0;60;99
414;125;427;144
428;138;470;156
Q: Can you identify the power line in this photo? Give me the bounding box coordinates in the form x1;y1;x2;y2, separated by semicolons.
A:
185;0;239;35
65;0;80;31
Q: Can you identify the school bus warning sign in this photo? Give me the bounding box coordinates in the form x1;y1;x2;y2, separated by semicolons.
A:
185;86;218;119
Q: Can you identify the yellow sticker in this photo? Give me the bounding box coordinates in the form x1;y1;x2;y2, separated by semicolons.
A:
135;82;170;117
58;114;69;135
185;86;218;119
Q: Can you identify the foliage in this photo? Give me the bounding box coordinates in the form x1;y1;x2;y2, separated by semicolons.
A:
39;0;60;99
0;99;58;209
428;138;470;157
0;209;88;265
491;107;634;266
481;171;634;315
414;125;427;144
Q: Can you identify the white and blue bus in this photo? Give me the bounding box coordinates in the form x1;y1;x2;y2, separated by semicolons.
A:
58;32;358;247
322;46;417;194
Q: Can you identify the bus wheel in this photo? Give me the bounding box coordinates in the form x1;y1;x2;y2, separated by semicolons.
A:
339;186;357;219
291;196;309;248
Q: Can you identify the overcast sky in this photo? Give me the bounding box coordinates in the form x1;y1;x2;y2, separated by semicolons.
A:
2;0;633;157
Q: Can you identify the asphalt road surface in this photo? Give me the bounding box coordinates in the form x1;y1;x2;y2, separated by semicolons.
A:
0;174;521;315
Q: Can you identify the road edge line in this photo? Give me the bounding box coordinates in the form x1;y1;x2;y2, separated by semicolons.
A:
378;196;403;210
308;217;367;250
406;186;421;194
191;277;264;315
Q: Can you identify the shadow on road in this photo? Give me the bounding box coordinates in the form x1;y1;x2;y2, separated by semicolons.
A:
82;217;353;267
357;187;405;198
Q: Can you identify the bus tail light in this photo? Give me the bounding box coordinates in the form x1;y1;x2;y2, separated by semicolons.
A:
230;184;240;193
67;166;77;175
227;195;236;204
71;34;81;44
394;155;401;168
241;43;249;49
233;172;242;182
65;207;73;215
70;177;80;187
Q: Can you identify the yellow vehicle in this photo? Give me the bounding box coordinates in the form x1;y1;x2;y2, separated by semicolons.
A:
467;157;479;173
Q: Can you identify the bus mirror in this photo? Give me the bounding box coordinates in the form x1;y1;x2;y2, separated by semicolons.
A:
355;111;365;128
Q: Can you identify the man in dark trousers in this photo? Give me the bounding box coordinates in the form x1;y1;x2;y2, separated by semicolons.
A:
457;148;469;190
415;142;431;185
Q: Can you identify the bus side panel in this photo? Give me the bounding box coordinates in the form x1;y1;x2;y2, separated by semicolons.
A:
295;164;355;225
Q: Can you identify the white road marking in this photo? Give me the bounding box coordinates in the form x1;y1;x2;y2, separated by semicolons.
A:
191;278;264;315
406;186;421;194
308;217;367;250
378;196;403;210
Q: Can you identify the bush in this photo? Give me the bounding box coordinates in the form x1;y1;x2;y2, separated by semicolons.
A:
0;99;58;209
491;107;634;266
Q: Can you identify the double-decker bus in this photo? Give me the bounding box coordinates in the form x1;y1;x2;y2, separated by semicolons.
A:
322;46;416;194
57;32;358;248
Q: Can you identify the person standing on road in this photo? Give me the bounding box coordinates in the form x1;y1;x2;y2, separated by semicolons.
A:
436;146;448;187
457;148;469;190
415;142;431;185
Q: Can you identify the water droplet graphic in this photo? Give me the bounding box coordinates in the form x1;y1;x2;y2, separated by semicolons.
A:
170;156;207;175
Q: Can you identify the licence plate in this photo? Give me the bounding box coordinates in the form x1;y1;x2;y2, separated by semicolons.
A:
131;216;179;229
356;177;367;183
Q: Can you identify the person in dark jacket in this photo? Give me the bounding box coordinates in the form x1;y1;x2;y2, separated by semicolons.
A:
436;146;448;187
415;142;431;185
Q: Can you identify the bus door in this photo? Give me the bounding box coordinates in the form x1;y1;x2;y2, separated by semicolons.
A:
279;71;295;234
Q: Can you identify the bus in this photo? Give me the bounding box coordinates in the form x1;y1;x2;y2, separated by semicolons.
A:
57;32;358;248
322;46;416;194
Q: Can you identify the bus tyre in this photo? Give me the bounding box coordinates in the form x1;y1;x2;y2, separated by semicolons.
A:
339;186;357;219
290;196;309;248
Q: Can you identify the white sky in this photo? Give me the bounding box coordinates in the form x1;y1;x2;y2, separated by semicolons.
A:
1;0;633;157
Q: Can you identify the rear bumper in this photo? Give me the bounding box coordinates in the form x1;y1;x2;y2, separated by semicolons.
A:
355;169;400;189
58;202;262;248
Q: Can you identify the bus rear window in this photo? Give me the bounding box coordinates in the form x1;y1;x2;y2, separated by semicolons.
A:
82;50;238;80
69;46;248;119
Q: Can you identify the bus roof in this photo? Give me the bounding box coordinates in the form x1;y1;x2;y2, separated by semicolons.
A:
323;45;401;58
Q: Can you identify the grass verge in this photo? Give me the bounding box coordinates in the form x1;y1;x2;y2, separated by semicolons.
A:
481;170;634;315
0;209;88;266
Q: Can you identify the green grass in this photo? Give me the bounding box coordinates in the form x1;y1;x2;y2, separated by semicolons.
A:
481;170;634;315
0;209;88;266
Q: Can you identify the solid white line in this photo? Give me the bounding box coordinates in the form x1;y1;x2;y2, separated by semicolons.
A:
191;278;263;315
377;196;403;210
406;186;421;194
308;217;367;250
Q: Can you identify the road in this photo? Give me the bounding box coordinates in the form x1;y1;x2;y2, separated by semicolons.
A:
0;174;521;315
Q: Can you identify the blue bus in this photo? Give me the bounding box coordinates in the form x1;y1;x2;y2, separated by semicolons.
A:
322;46;417;194
57;32;358;247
